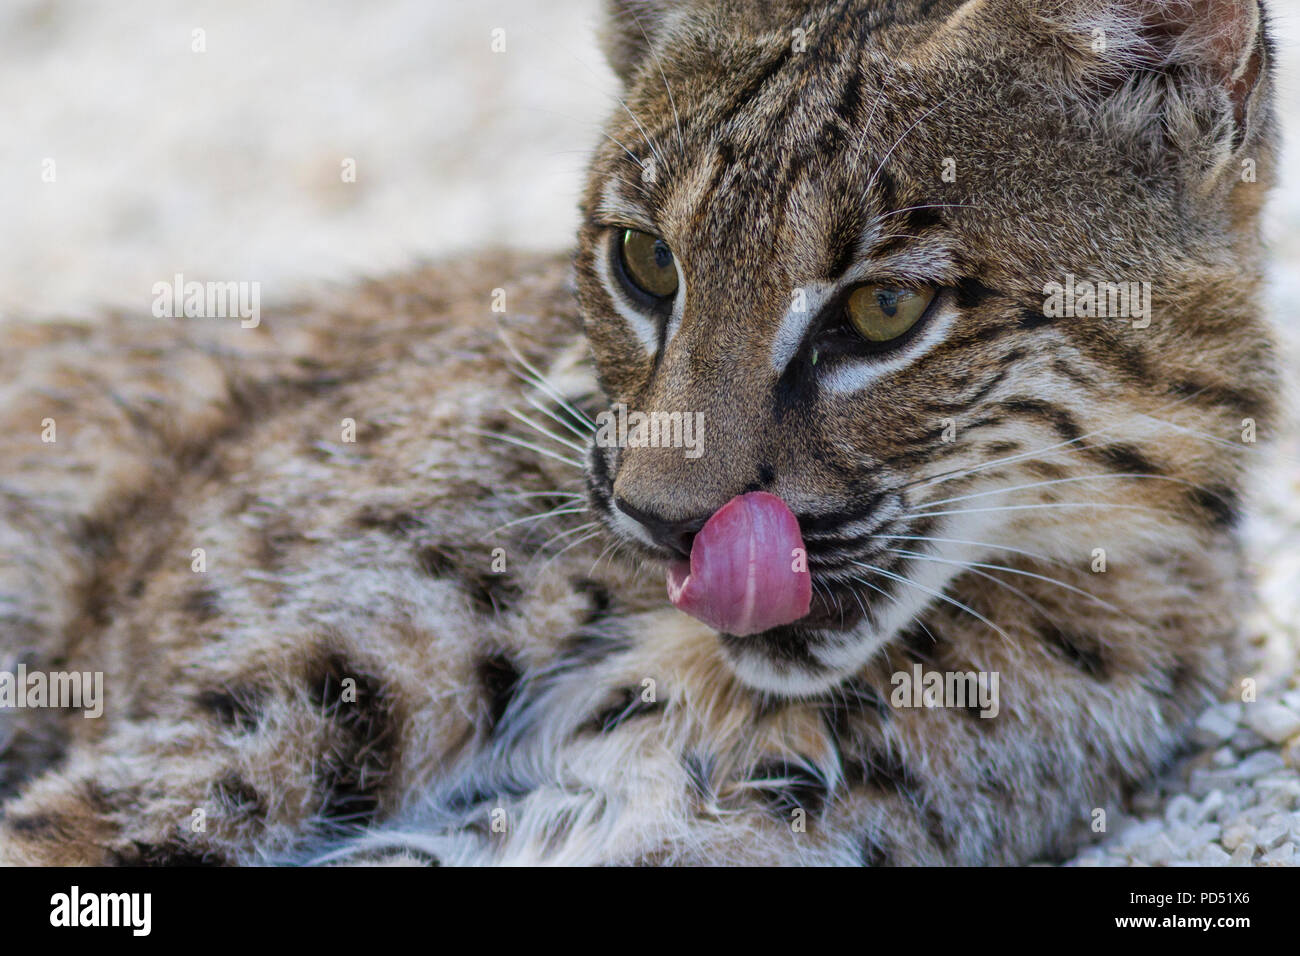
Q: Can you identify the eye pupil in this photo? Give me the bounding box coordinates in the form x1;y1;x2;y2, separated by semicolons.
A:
844;284;936;346
618;229;679;300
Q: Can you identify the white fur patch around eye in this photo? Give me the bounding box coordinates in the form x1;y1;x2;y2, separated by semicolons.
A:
595;237;661;357
769;280;839;371
595;226;686;361
819;300;959;395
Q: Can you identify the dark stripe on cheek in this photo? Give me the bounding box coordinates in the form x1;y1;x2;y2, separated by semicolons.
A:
997;398;1082;442
1169;379;1264;417
1087;442;1162;476
110;843;227;866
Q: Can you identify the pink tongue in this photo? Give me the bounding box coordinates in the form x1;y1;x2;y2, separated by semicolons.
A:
665;492;812;636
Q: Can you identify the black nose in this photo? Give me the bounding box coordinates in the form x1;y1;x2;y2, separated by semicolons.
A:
614;498;709;559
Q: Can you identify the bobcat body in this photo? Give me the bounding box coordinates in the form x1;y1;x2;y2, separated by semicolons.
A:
0;0;1281;865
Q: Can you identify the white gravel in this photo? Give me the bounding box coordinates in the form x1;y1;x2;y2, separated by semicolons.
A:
1;0;1296;867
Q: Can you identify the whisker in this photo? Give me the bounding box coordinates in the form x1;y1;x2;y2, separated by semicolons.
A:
534;520;601;555
489;505;589;535
842;572;942;647
504;491;586;501
877;202;979;217
466;428;583;471
908;429;1100;493
588;537;625;576
885;548;1124;615
871;532;1063;568
506;407;588;455
852;561;1014;645
851;86;889;166
524;393;593;442
527;106;650;173
536;528;607;577
910;378;1284;494
495;325;596;429
627;9;686;158
906;501;1174;520
864;95;954;201
916;472;1198;509
1133;411;1299;464
954;565;1055;620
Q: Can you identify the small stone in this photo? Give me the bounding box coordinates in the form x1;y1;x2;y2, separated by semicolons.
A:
1257;776;1300;812
1282;733;1300;771
1244;702;1300;744
1228;844;1256;866
1212;747;1238;768
1255;815;1291;850
1234;751;1287;779
1165;794;1197;826
1188;768;1235;797
1221;823;1255;851
1196;844;1232;866
1193;789;1226;825
1165;823;1197;855
1260;843;1294;866
1230;727;1268;753
1192;822;1221;845
1192;704;1241;747
1117;819;1165;847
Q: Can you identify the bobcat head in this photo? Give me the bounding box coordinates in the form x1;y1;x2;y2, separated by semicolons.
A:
576;0;1278;694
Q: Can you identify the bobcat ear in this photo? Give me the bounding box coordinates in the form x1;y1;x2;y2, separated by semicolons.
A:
1057;0;1269;154
600;0;686;83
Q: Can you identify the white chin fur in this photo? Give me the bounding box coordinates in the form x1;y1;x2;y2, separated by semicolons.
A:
722;641;850;697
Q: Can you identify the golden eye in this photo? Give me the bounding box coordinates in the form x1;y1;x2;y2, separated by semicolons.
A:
845;284;936;343
619;229;679;299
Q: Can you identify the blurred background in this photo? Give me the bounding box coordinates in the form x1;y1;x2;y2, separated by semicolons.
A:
2;0;1297;859
0;0;616;318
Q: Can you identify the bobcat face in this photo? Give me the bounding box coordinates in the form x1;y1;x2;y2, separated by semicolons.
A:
576;0;1275;694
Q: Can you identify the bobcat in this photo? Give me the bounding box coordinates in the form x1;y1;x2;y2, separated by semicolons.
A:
0;0;1280;865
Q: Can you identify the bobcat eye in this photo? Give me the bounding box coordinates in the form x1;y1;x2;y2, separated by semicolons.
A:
618;229;678;300
845;284;936;343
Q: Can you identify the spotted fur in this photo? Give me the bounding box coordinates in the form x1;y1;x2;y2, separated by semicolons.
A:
0;0;1282;866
